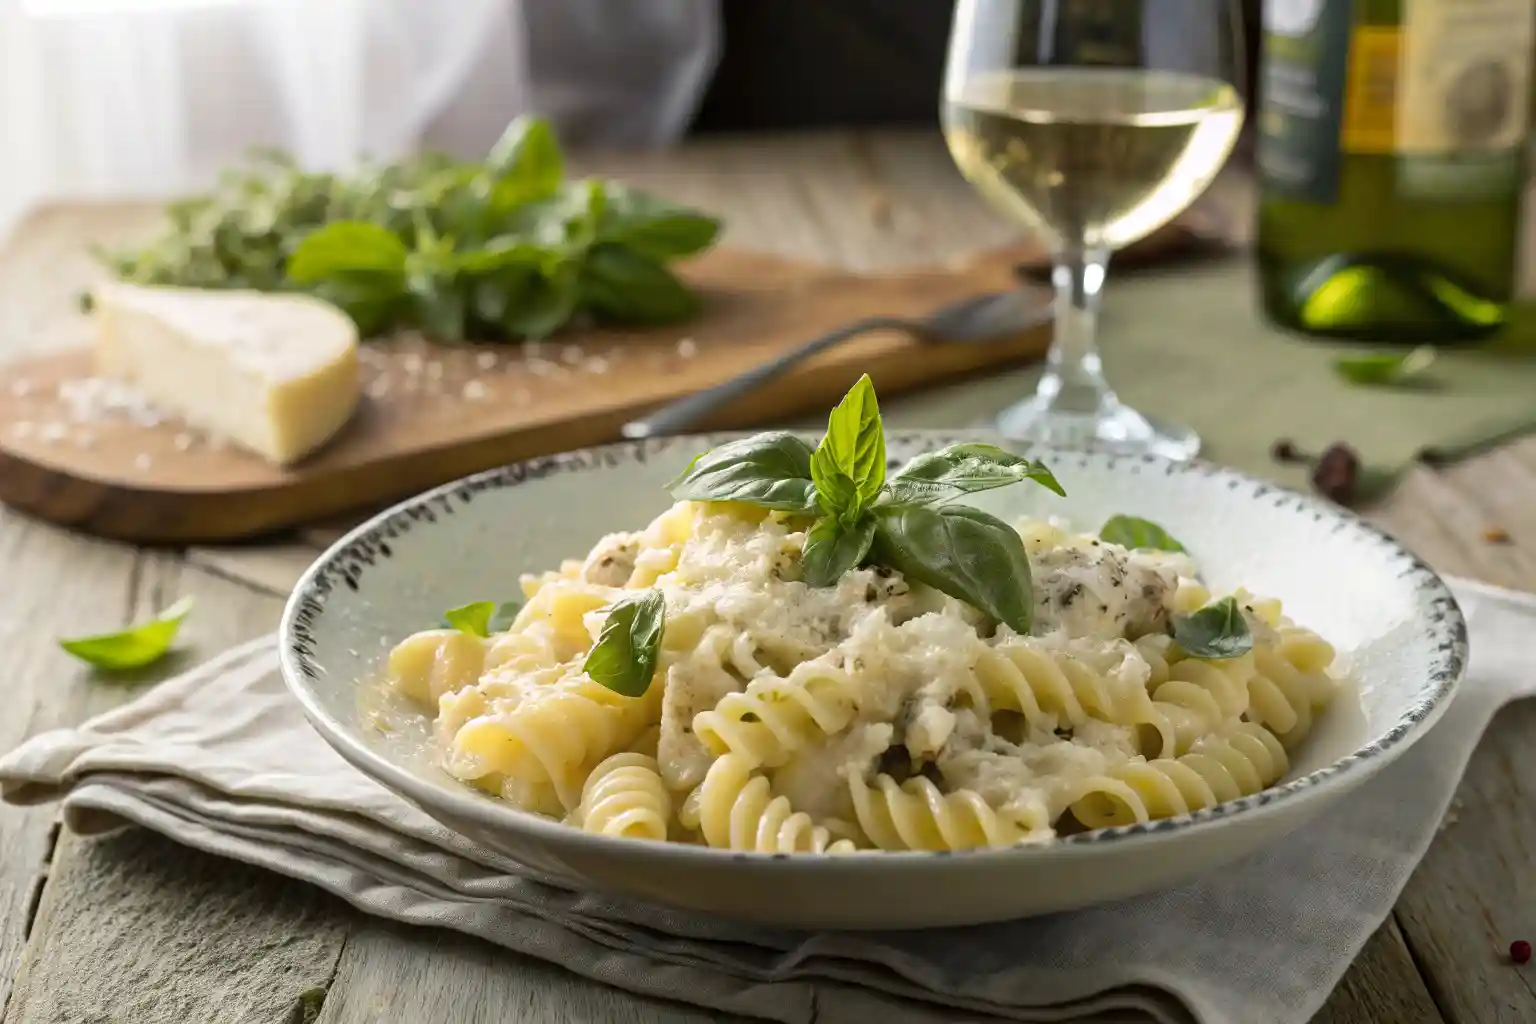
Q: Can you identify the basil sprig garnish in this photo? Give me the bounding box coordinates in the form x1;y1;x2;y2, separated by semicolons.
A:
872;504;1034;632
1099;515;1187;553
666;374;1063;634
584;590;666;697
886;442;1062;506
810;374;886;521
1172;596;1253;660
442;600;524;637
667;432;818;512
801;515;878;588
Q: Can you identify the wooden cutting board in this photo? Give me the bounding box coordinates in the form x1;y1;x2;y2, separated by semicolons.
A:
0;244;1062;544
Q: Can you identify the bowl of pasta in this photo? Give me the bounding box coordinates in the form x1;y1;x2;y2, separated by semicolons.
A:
279;377;1467;929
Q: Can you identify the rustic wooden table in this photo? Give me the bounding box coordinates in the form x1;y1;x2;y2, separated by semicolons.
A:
2;132;1533;1024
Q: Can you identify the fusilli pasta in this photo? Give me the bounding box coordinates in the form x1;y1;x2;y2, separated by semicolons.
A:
385;495;1344;852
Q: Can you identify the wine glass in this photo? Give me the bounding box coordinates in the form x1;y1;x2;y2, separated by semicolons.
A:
942;0;1245;459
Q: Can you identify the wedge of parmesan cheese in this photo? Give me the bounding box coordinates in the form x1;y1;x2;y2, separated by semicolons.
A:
92;283;361;466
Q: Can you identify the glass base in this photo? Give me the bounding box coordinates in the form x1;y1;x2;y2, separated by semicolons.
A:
995;395;1201;461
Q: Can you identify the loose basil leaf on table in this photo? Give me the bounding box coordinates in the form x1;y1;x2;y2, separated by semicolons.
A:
667;432;819;512
811;373;886;520
1099;515;1187;553
886;443;1065;506
872;504;1034;634
584;590;667;697
1333;345;1436;387
801;514;878;588
1173;596;1253;659
58;596;195;671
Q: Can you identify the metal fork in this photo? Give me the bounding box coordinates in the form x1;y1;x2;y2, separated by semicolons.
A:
620;290;1051;439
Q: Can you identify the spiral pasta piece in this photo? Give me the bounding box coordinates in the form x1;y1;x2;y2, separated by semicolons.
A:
1068;721;1289;828
388;628;488;705
692;658;860;769
1246;628;1337;748
683;754;858;853
849;773;1050;851
571;753;673;841
450;673;661;812
975;643;1165;747
1138;646;1256;757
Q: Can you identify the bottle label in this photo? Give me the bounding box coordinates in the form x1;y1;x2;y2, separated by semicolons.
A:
1396;0;1534;202
1257;0;1357;202
1261;0;1534;202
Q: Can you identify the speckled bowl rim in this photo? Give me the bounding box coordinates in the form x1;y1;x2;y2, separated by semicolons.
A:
279;431;1468;867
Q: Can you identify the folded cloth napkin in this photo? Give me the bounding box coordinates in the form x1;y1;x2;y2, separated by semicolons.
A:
4;577;1534;1024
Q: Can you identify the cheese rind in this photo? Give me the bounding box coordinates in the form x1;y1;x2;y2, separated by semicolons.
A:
93;283;361;466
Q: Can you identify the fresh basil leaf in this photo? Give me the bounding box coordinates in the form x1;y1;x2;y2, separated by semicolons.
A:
801;514;877;588
456;237;551;275
59;596;194;671
487;116;563;212
667;432;819;512
583;590;666;697
872;504;1032;633
488;600;524;632
287;221;408;282
886;443;1065;506
600;187;722;259
443;601;496;637
1333;345;1436;387
501;270;580;340
442;600;523;636
578;243;700;324
313;271;405;337
1172;596;1253;660
811;374;885;519
1099;515;1187;553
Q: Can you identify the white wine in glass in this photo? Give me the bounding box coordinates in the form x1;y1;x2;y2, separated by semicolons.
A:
942;1;1245;459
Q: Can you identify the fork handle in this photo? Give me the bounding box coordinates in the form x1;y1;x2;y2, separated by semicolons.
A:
620;315;911;439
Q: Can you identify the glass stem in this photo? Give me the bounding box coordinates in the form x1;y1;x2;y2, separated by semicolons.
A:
1035;247;1114;416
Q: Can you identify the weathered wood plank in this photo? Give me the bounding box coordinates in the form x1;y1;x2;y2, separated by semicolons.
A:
0;510;143;1014
1393;700;1536;1024
317;921;737;1024
3;560;354;1024
1363;448;1536;1024
1314;919;1445;1024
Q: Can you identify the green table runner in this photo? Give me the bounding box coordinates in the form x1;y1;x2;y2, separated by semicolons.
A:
822;259;1536;498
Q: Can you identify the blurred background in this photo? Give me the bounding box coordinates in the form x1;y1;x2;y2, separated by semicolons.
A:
0;0;1266;240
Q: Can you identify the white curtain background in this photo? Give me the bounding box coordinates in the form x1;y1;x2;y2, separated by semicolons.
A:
0;0;720;241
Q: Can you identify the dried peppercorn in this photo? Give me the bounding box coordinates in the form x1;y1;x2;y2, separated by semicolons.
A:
1311;443;1362;504
1270;439;1305;464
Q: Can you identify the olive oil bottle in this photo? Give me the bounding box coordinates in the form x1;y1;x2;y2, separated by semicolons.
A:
1255;0;1535;341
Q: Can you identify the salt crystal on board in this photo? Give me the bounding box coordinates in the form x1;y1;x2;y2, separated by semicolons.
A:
462;380;489;401
133;453;153;470
677;338;698;359
476;351;498;371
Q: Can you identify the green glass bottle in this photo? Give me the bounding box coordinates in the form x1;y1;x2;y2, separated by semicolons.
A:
1255;0;1534;341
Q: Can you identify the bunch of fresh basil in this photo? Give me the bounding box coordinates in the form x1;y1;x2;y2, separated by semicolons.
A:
669;375;1064;635
95;117;720;342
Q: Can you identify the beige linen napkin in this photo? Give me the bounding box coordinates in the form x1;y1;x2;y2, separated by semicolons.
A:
3;577;1533;1024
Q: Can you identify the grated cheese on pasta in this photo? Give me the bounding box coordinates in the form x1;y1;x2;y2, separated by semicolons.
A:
385;501;1342;853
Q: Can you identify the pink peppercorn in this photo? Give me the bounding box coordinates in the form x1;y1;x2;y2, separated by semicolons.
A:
1511;940;1532;964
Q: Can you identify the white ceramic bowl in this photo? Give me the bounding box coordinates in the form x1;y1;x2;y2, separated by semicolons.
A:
279;432;1467;930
